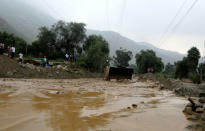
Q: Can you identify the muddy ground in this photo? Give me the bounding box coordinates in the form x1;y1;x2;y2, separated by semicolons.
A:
0;78;199;131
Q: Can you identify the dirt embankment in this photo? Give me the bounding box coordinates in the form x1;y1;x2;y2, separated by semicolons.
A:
138;73;205;97
0;55;99;78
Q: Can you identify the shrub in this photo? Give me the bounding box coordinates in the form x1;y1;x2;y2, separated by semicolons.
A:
189;74;201;84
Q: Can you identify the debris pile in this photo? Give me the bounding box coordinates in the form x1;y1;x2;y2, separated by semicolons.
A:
183;96;205;121
0;55;97;78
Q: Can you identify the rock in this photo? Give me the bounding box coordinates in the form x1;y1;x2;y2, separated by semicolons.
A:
127;107;131;109
199;93;205;97
7;71;13;76
26;63;36;70
155;81;160;84
140;101;145;104
132;104;138;108
201;115;205;121
196;107;204;113
187;115;199;121
36;68;41;72
199;97;205;103
62;66;68;70
183;107;193;115
186;103;193;107
48;90;60;94
56;65;63;69
188;97;203;109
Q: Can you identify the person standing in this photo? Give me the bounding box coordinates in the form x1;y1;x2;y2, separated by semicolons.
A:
7;45;11;57
44;56;47;67
65;53;69;61
41;57;45;67
18;53;23;63
11;46;15;59
0;42;3;55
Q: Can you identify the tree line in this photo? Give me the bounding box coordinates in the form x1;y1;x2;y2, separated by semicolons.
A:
0;20;204;83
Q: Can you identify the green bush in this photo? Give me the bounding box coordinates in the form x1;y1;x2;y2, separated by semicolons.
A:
189;74;201;84
76;56;87;68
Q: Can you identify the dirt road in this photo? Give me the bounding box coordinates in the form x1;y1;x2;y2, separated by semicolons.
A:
0;78;193;131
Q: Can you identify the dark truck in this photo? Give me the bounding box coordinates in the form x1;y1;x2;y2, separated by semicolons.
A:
104;60;134;80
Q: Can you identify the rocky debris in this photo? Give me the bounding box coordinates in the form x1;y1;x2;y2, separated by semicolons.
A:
127;107;131;109
183;106;193;115
174;86;200;97
46;90;65;95
196;108;204;113
187;124;205;131
158;84;165;90
187;115;198;121
132;104;138;108
25;63;36;70
199;97;205;103
183;97;205;121
137;73;204;97
0;55;97;78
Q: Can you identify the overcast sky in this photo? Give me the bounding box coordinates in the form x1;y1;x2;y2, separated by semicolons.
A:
25;0;205;55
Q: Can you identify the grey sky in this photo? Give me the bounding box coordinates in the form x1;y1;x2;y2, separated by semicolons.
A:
25;0;205;55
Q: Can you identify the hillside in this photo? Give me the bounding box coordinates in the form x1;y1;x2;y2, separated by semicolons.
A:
0;0;56;43
87;30;184;64
0;0;184;64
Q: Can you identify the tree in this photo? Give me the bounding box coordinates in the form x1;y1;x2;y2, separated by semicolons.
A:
187;47;200;74
53;21;86;55
198;62;205;80
135;50;164;73
175;57;189;78
115;48;132;67
81;35;109;72
28;21;86;59
35;26;57;58
164;63;175;73
0;31;27;55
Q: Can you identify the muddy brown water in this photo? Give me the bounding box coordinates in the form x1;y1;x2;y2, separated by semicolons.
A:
0;78;194;131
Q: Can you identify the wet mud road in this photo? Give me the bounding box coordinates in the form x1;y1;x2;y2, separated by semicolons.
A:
0;78;193;131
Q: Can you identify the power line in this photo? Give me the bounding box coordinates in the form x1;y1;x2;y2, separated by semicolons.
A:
158;0;188;46
115;0;127;45
106;0;110;30
159;0;199;48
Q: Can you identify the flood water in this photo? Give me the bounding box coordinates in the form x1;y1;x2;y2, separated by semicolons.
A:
0;78;193;131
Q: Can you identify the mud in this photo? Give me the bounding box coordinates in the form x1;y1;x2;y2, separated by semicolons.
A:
0;78;194;131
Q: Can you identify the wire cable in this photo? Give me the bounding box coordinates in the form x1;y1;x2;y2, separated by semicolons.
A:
106;0;110;31
115;0;127;45
158;0;188;46
159;0;199;48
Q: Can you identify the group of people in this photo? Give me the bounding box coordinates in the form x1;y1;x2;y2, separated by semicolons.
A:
2;42;77;67
0;42;16;59
41;56;53;67
65;53;77;62
0;42;23;63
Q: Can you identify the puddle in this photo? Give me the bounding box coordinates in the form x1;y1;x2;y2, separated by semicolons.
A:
0;78;193;131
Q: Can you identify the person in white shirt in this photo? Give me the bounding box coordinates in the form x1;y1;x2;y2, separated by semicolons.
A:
19;53;23;63
65;53;69;61
11;46;15;59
